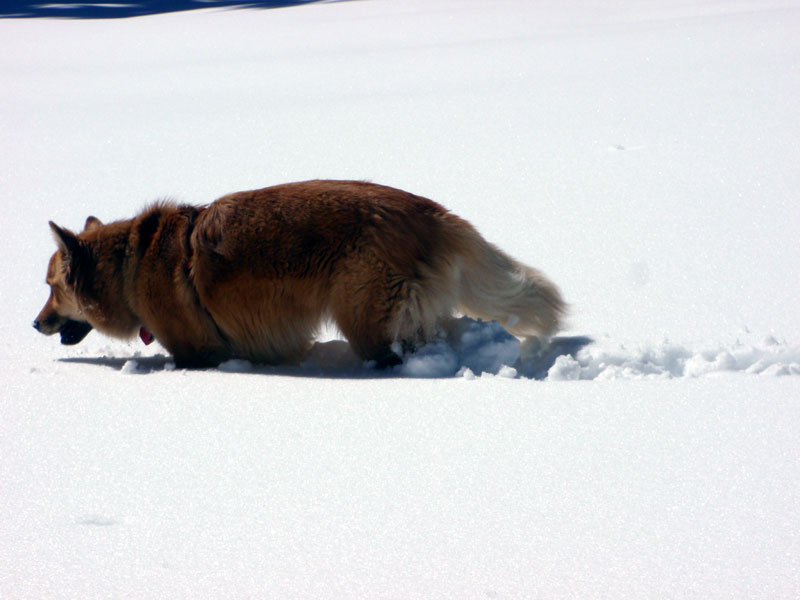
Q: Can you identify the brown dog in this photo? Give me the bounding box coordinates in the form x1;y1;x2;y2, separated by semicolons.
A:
34;180;565;368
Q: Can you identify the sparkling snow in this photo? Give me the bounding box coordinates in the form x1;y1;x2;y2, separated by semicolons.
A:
2;1;799;598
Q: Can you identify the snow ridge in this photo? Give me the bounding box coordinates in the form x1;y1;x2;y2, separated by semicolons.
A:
546;334;800;381
127;318;800;381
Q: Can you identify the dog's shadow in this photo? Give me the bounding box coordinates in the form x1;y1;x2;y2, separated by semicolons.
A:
60;353;175;372
59;336;593;380
59;341;393;379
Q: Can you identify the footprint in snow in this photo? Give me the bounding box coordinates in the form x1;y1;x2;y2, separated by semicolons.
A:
608;144;646;152
78;515;119;527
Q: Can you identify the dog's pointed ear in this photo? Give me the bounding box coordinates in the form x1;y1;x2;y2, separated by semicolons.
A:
83;216;103;232
49;221;80;259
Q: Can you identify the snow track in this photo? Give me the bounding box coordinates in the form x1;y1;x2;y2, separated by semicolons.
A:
3;0;800;598
74;317;800;381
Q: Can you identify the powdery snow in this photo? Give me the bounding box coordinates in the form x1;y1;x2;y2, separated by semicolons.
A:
547;333;800;381
2;0;800;598
4;371;800;599
110;318;800;381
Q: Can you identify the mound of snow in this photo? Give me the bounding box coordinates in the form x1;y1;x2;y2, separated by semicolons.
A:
217;358;254;373
153;319;798;380
546;335;800;381
107;319;798;381
445;317;520;375
119;359;142;374
397;317;520;378
398;340;459;378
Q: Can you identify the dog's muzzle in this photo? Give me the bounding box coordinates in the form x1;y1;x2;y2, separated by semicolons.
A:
33;318;93;345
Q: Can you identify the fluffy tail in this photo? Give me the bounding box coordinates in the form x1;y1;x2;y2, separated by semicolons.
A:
454;223;566;338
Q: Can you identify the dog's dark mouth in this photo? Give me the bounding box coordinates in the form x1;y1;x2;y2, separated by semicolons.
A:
59;320;93;345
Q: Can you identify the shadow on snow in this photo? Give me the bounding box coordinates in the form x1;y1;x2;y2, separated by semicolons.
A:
1;0;337;19
58;336;594;380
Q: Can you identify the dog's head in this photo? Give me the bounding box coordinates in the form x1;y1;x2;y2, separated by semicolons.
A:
33;216;102;345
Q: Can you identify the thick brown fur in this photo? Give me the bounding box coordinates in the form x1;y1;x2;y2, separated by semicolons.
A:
34;180;565;368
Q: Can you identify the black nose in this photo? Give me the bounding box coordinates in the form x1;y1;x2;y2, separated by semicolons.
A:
33;320;41;331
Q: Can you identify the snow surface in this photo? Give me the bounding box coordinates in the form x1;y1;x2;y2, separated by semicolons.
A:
2;0;800;598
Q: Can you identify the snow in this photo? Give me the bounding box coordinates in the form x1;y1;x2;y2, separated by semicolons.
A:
2;0;800;597
548;333;800;381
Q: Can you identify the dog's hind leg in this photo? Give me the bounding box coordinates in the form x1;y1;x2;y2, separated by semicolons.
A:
330;255;457;368
329;260;408;368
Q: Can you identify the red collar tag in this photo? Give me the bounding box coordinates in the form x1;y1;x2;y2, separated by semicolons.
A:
139;327;154;345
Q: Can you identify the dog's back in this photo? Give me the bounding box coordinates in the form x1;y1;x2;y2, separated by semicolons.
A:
189;180;564;366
